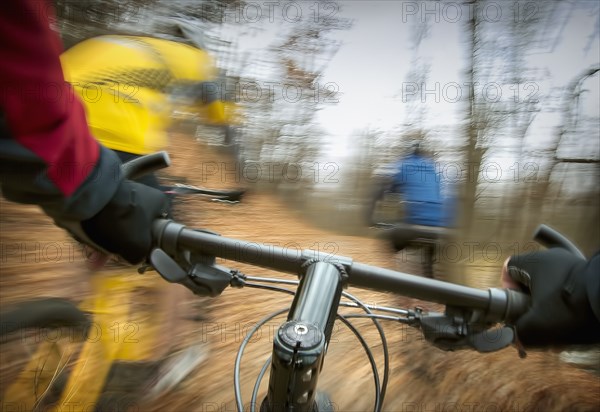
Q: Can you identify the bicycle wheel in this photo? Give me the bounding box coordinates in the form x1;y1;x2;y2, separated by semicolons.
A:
0;298;90;411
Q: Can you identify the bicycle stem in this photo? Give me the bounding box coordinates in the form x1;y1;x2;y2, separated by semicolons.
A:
261;261;344;411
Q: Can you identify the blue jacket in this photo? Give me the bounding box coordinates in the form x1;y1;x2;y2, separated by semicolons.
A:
392;153;453;227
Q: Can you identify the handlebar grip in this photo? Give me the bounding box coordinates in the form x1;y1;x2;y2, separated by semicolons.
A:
504;289;531;323
121;151;171;180
533;224;585;259
488;288;531;323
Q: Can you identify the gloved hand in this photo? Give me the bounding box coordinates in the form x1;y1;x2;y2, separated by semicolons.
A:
502;248;600;346
80;179;169;264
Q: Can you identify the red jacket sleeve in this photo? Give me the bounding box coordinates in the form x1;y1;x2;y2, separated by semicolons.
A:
0;0;99;196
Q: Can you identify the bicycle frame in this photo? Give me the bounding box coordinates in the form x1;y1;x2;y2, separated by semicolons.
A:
1;270;169;411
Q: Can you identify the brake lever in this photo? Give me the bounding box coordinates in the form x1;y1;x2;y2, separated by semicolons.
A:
417;311;515;353
149;248;233;296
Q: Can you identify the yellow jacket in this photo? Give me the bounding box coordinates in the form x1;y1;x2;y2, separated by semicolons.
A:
61;35;234;155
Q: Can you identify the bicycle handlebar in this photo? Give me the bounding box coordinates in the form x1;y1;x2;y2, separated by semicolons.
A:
349;263;529;323
152;219;529;324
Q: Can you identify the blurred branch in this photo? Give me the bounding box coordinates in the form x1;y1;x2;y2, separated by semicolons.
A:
561;66;600;134
556;158;600;164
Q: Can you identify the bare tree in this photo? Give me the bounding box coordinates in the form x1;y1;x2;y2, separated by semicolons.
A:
538;65;600;252
402;18;431;130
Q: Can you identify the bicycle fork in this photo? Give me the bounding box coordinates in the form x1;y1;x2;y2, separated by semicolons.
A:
260;261;345;412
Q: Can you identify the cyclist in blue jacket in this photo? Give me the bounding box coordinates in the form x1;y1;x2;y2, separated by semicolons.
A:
391;143;453;228
378;142;455;277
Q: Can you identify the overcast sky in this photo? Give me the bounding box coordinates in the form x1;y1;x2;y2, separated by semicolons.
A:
215;0;598;165
315;1;599;157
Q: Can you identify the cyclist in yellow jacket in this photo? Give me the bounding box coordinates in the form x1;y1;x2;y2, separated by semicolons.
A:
60;34;237;162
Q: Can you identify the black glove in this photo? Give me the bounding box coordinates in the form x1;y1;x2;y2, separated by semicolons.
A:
507;248;600;346
80;179;169;264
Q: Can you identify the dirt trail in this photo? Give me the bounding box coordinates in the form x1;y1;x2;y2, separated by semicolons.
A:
1;134;598;411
